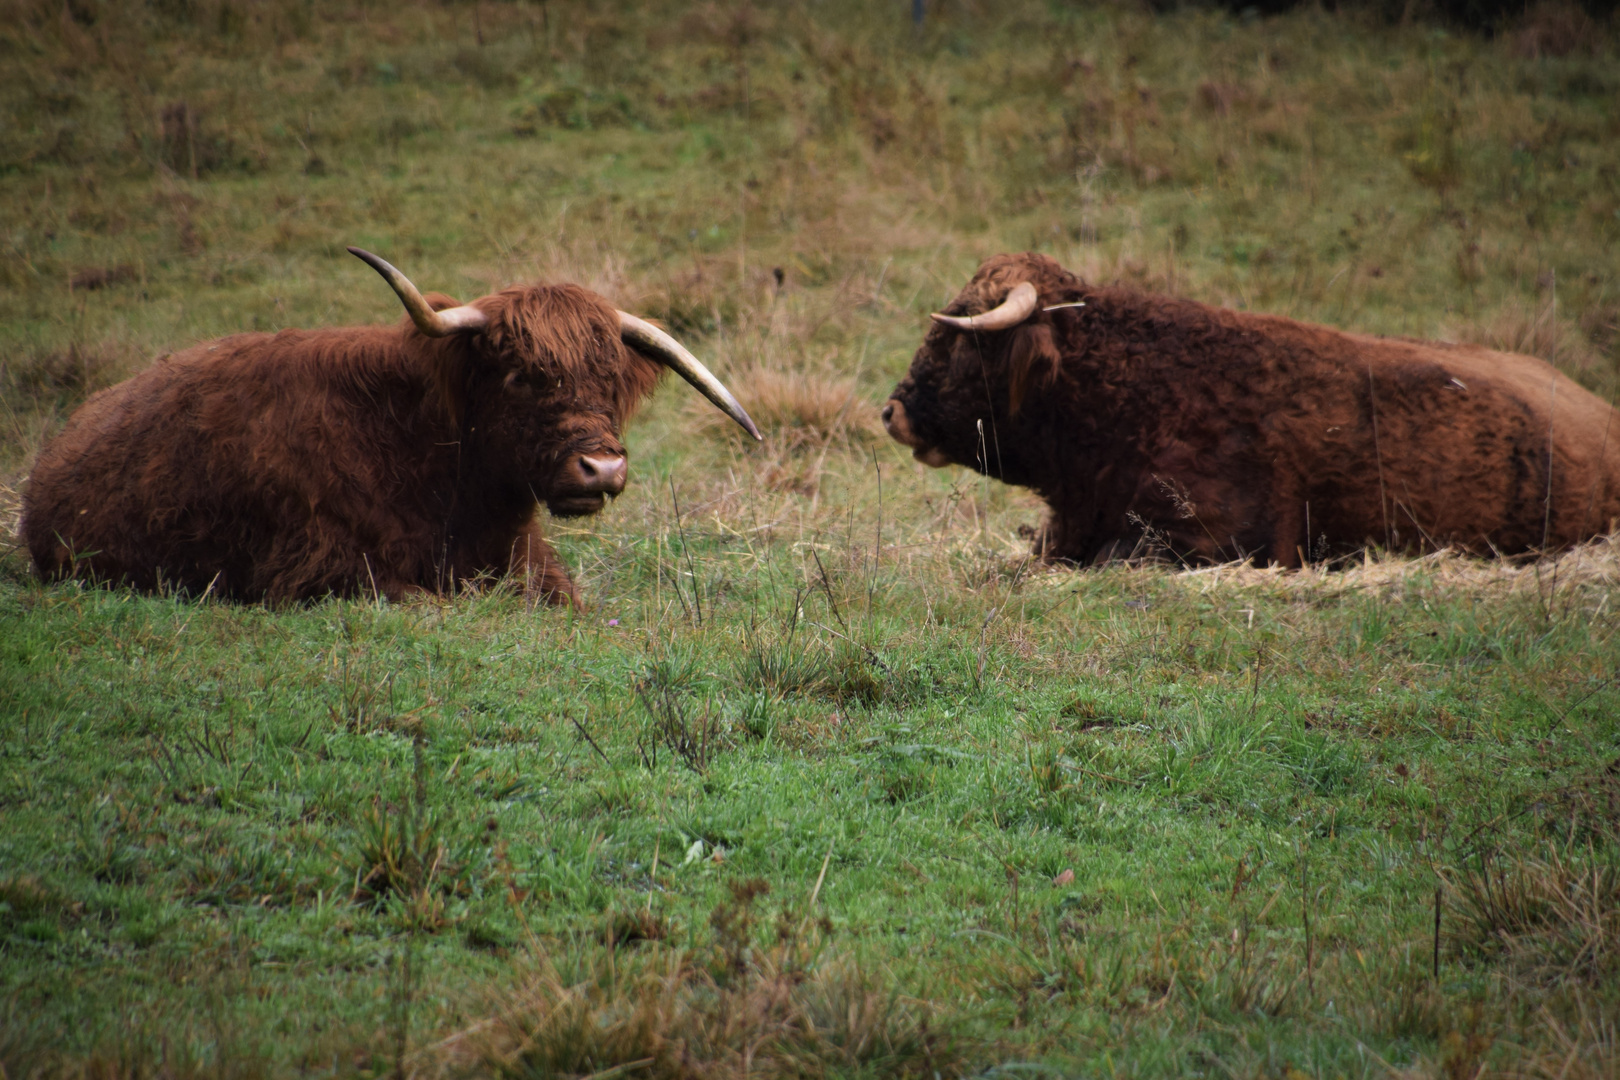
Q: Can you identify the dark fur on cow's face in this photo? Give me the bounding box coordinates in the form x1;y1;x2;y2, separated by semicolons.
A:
885;254;1078;487
885;252;1620;566
23;280;666;606
447;283;661;517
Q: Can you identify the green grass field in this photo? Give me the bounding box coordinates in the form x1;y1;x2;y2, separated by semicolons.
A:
2;1;1618;1077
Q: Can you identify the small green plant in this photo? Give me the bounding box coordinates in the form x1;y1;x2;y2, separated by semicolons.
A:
634;667;728;775
350;729;487;934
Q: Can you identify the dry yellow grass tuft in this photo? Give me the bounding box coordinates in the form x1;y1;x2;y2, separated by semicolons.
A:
433;906;951;1080
1026;532;1620;601
692;363;878;452
0;479;22;551
1493;1006;1620;1080
680;360;882;497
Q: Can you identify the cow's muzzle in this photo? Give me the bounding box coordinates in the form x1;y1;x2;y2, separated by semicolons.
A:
881;400;950;468
548;453;628;517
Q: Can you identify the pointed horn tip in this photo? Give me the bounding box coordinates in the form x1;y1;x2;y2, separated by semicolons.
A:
719;401;762;441
347;246;398;278
618;309;761;440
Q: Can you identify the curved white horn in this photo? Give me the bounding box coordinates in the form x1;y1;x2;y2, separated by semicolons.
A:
618;312;761;441
929;281;1039;332
349;247;488;337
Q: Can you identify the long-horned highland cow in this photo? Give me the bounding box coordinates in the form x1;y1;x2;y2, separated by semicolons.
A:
24;249;760;605
883;253;1620;566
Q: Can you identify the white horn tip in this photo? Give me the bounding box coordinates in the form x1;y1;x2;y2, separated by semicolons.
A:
618;309;762;441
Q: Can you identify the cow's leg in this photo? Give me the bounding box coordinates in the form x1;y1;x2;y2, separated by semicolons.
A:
1019;516;1060;561
1268;485;1305;569
1036;506;1107;565
508;518;580;607
376;579;431;603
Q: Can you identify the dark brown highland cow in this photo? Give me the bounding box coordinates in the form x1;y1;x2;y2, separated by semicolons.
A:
883;253;1620;566
23;249;760;605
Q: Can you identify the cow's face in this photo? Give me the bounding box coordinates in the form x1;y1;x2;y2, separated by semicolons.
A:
352;248;758;518
881;338;984;471
884;253;1076;484
469;283;664;518
488;364;639;518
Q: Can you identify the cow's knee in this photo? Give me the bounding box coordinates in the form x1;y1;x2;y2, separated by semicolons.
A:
507;528;579;608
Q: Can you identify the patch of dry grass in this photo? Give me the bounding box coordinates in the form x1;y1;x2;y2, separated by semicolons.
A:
691;364;876;451
451;949;947;1080
1441;843;1620;987
0;479;22;553
1027;531;1620;603
435;889;953;1080
1495;1005;1620;1080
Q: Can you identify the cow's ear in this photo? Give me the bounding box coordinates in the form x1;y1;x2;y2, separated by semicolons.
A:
1007;322;1060;417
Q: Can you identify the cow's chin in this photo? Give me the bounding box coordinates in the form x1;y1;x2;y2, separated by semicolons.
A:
912;446;952;468
546;493;609;518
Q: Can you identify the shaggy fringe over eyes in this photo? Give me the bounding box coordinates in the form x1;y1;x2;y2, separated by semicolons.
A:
940;253;1076;417
475;283;664;421
951;252;1082;319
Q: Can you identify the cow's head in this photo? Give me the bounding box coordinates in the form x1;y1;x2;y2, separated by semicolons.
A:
351;248;759;518
882;252;1080;485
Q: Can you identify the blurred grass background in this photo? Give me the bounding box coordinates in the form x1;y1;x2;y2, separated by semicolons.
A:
2;2;1619;1078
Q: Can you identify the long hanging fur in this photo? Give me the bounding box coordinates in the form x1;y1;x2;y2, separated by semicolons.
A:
887;252;1620;566
23;283;665;605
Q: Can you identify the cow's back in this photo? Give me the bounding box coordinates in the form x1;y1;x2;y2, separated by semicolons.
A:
22;326;433;597
1076;294;1620;556
1227;311;1620;552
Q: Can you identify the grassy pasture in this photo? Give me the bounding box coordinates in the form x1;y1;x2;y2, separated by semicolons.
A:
2;1;1619;1076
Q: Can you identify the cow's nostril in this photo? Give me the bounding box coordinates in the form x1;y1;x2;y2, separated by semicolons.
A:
881;402;895;425
575;454;628;492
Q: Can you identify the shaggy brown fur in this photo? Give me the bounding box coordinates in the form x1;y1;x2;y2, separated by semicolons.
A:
884;253;1620;566
23;284;664;605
